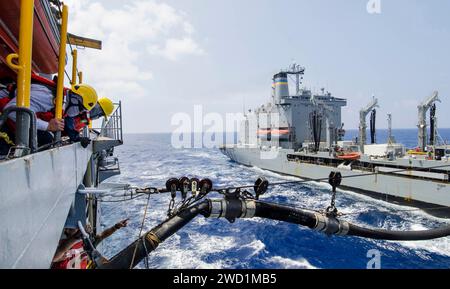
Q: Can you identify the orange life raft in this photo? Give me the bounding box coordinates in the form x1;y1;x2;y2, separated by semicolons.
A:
336;152;361;160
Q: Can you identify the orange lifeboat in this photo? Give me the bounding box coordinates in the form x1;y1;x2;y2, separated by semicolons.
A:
257;129;270;135
271;129;290;135
257;128;290;136
336;152;361;160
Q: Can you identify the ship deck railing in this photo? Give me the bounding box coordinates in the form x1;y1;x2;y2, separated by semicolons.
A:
287;153;450;183
95;101;123;143
90;101;124;153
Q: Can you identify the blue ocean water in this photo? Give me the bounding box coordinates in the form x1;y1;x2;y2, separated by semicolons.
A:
100;129;450;269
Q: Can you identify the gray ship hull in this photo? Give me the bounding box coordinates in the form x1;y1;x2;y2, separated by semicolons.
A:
221;145;450;217
0;143;92;269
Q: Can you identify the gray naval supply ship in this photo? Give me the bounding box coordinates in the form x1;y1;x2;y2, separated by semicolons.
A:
221;64;450;217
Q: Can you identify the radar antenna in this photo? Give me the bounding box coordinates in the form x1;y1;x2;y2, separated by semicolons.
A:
283;62;305;95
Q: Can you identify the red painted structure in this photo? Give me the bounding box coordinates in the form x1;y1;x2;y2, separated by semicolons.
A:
0;0;59;80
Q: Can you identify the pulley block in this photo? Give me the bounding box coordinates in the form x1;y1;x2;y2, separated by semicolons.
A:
166;178;179;198
254;177;269;199
190;178;200;195
328;172;342;190
179;177;190;199
199;178;213;194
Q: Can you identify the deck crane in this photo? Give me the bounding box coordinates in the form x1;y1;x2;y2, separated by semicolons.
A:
417;91;440;151
313;98;336;151
323;105;336;151
358;97;379;153
387;113;396;145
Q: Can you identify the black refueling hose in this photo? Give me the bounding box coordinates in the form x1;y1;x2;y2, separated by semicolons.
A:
346;223;450;241
98;200;210;269
98;198;450;269
252;201;450;240
252;201;350;236
253;201;317;228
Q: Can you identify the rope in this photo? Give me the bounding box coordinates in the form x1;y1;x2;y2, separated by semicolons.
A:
95;187;161;203
0;132;14;146
213;163;450;192
129;193;151;269
64;69;72;84
96;193;147;203
141;236;150;269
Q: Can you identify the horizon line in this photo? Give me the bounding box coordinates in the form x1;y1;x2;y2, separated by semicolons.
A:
122;127;450;135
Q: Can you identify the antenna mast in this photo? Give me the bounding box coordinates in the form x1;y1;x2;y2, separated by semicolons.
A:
387;113;396;145
285;62;305;95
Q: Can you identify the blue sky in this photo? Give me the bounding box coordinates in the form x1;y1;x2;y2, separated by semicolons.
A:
66;0;450;133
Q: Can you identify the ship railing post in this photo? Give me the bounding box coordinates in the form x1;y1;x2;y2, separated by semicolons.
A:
78;71;83;84
111;108;115;139
111;105;116;139
100;118;105;136
5;0;35;156
115;108;118;139
55;4;69;142
119;101;123;142
71;49;78;86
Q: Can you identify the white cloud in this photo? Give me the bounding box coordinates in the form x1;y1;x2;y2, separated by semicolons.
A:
148;37;205;61
64;0;204;99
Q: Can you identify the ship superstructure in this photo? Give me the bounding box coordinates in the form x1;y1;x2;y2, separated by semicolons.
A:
240;64;347;152
222;64;450;217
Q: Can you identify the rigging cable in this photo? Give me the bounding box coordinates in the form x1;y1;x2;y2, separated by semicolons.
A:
212;163;450;192
95;162;450;214
129;193;151;269
95;193;148;203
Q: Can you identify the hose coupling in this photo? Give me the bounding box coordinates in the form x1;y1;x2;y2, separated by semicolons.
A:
313;213;350;236
209;199;256;223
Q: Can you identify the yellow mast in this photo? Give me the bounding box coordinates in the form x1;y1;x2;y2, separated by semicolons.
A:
71;49;78;86
5;0;34;108
5;0;35;154
55;4;69;120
